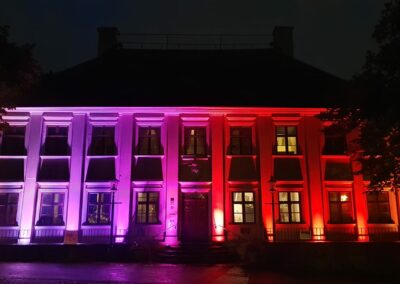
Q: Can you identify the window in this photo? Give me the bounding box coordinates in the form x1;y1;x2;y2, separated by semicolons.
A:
325;162;353;181
367;192;392;223
38;159;70;181
86;193;111;225
138;127;161;155
88;126;116;156
276;126;297;154
0;126;26;156
136;192;159;224
0;159;25;181
86;158;116;181
43;126;69;156
0;193;18;226
278;192;301;223
184;127;206;156
36;193;65;226
230;127;252;155
233;192;255;223
329;192;354;224
323;128;347;155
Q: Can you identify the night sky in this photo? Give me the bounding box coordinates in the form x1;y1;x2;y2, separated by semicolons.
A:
1;1;384;79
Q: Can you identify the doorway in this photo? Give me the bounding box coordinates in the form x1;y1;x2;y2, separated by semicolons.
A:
181;192;209;242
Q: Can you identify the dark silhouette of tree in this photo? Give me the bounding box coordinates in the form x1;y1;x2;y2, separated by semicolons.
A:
319;0;400;192
0;25;40;129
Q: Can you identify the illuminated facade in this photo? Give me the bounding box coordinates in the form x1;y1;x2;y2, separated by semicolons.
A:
1;27;398;245
1;107;398;245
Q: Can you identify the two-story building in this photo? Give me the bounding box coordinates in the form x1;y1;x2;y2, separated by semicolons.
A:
0;27;398;245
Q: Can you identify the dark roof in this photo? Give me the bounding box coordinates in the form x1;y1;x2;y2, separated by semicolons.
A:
23;48;353;107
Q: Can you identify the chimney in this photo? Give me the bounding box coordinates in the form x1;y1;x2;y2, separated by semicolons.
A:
272;26;294;57
97;27;119;56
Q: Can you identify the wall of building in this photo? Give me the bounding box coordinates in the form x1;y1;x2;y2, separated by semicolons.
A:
0;107;398;244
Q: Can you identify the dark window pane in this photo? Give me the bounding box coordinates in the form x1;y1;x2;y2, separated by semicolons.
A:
230;127;252;155
89;127;116;156
37;193;65;226
86;158;116;181
184;127;206;156
325;162;353;181
0;159;24;181
0;193;19;226
43;126;70;156
0;126;26;155
138;127;161;155
38;159;70;181
86;192;111;225
367;192;392;223
329;191;353;223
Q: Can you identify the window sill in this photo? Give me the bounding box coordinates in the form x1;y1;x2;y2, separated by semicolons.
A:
86;155;118;158
321;154;350;159
35;225;66;228
277;222;306;225
230;222;256;225
0;225;19;229
181;155;211;160
367;221;395;225
40;155;70;158
135;222;162;226
327;222;356;225
134;155;164;158
0;155;27;158
81;223;111;227
226;155;257;158
272;154;303;158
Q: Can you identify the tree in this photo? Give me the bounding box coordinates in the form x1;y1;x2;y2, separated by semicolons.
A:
318;0;400;192
0;25;40;130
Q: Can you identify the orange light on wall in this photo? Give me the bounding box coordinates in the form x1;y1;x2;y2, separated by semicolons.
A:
312;214;325;241
213;209;225;242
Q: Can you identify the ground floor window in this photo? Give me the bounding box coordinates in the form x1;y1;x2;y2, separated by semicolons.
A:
233;192;255;223
328;191;353;223
37;192;65;226
0;193;18;226
136;192;159;224
278;191;301;223
367;191;392;223
86;192;111;225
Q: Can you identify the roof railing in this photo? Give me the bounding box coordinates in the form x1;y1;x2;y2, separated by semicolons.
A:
117;33;273;50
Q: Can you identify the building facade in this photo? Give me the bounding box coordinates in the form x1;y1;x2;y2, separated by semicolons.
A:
1;107;398;245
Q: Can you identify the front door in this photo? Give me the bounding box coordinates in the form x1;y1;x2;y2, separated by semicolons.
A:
181;192;209;241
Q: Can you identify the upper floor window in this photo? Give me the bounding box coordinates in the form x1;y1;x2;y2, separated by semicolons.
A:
136;192;159;224
276;126;297;155
137;127;161;155
184;127;206;156
0;193;18;226
43;126;69;156
233;192;255;223
36;193;65;226
88;126;116;156
323;129;347;155
367;192;392;224
86;192;111;225
230;127;252;155
278;192;301;223
0;126;26;156
328;191;353;224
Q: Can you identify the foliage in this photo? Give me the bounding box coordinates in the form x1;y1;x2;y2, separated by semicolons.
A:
0;25;40;129
318;0;400;191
